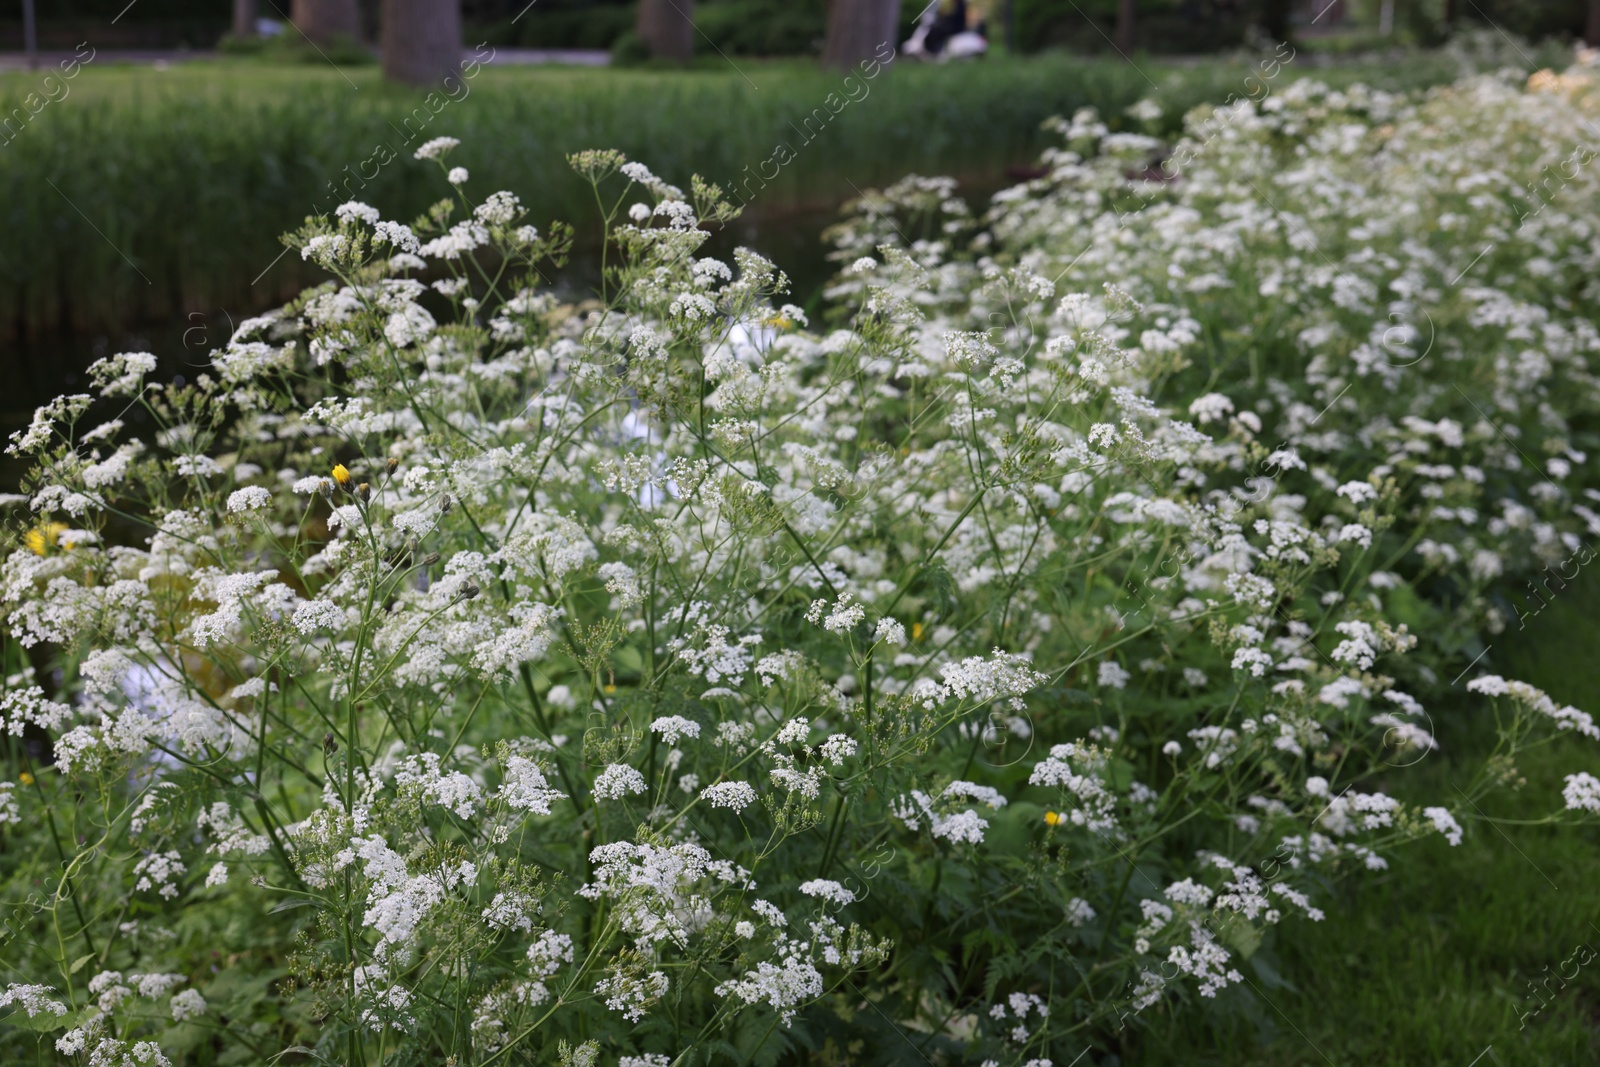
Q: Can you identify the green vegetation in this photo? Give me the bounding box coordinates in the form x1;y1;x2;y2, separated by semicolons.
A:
0;48;1539;340
0;55;1135;338
1;38;1599;1066
6;0;1595;55
1123;583;1600;1067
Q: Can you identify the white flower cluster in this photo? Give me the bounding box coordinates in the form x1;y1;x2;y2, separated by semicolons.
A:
7;59;1600;1062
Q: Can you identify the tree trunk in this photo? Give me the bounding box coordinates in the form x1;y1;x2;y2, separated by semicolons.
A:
1588;0;1600;47
823;0;901;70
638;0;695;61
233;0;257;38
291;0;362;43
1115;0;1135;53
21;0;36;69
382;0;462;86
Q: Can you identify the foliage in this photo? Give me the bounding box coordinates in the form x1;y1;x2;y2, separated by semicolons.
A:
0;55;1178;343
472;0;637;51
216;31;380;66
1013;0;1255;54
1124;581;1600;1065
3;50;1600;1067
0;47;1530;348
1012;0;1594;54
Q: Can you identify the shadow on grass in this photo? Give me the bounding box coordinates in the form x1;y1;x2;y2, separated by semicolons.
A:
1122;580;1600;1067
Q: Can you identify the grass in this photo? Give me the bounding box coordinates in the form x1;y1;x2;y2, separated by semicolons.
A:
0;55;1147;340
0;47;1539;342
1;44;1596;1063
1122;578;1600;1066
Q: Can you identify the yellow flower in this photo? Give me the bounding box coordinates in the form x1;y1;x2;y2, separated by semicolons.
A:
19;772;35;786
331;464;352;489
1044;811;1063;826
1526;67;1595;98
24;522;69;556
603;684;617;694
911;622;924;642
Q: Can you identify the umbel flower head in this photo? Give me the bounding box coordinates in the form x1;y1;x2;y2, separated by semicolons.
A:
4;57;1600;1064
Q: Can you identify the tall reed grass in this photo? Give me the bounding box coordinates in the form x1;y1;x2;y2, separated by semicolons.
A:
0;51;1486;341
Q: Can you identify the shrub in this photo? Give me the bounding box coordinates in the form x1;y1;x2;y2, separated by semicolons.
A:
2;54;1600;1066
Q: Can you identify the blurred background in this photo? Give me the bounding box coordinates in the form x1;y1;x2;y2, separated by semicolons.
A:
3;0;1595;57
0;0;1584;482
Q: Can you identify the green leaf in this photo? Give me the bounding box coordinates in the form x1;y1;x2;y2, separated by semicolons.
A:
613;644;643;675
1108;756;1138;792
1218;915;1263;959
923;561;957;616
4;1004;96;1033
1250;953;1299;993
268;897;317;914
68;953;95;976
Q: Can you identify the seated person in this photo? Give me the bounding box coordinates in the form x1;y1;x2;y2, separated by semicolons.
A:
906;0;989;59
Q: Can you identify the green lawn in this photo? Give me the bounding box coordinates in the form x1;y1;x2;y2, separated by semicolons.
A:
1124;580;1600;1067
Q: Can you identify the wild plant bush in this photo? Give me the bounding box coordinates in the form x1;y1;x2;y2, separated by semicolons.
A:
2;58;1599;1067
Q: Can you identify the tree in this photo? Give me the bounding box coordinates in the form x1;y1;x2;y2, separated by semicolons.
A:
1589;0;1600;47
382;0;462;86
233;0;257;39
290;0;361;44
638;0;695;61
1259;0;1291;43
823;0;901;70
1115;0;1134;54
